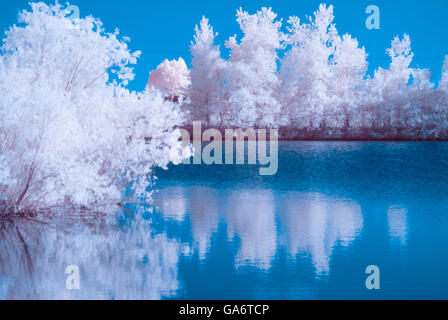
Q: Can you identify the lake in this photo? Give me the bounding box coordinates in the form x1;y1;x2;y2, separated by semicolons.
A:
1;141;448;299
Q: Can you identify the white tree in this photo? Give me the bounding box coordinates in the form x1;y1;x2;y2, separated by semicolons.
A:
331;34;368;132
437;56;448;113
407;55;448;139
222;7;284;128
408;68;437;137
0;3;186;216
434;56;448;137
147;57;191;102
367;34;415;135
439;55;448;94
182;4;447;139
280;4;339;132
187;17;227;125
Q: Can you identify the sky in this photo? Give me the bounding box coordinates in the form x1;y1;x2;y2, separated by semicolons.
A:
1;0;447;91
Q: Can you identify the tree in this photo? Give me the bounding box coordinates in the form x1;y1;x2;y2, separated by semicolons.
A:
437;55;448;110
435;56;448;137
440;55;448;94
147;57;191;102
408;68;437;137
280;4;339;132
222;7;284;128
367;34;414;135
331;34;368;133
182;4;447;139
0;3;186;216
187;17;227;125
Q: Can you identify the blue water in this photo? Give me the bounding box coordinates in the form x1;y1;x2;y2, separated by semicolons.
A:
1;141;447;299
152;141;448;299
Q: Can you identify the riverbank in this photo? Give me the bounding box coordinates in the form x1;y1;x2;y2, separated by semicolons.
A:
178;125;448;141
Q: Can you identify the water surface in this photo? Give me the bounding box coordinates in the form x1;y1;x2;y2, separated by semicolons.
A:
1;142;448;299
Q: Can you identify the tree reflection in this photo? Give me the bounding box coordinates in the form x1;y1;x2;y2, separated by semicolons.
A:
278;193;363;276
226;190;277;270
0;213;181;299
387;206;408;247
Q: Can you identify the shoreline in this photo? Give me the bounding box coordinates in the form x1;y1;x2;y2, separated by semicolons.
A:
177;124;448;142
274;139;448;142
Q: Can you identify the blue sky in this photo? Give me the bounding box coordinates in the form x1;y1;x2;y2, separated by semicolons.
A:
1;0;447;91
